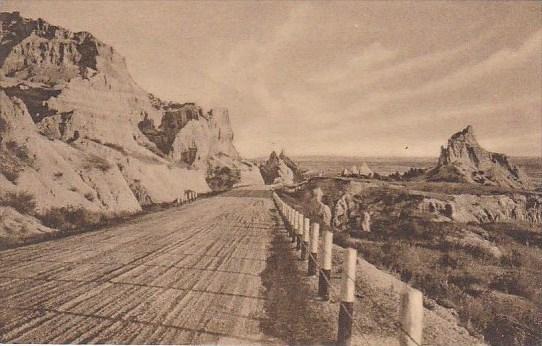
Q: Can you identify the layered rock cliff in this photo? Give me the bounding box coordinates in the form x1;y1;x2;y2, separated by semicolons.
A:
0;12;261;220
427;126;532;189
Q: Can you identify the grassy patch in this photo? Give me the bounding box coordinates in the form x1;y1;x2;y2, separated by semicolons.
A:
279;182;542;345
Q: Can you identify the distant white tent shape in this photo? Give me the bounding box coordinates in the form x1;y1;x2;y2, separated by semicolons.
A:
359;161;373;176
351;165;360;176
342;168;350;177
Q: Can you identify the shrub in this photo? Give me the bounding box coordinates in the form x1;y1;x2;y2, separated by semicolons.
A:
5;141;32;164
0;191;37;215
103;142;128;155
40;206;105;231
0;161;20;182
84;192;95;202
206;166;241;191
0;116;7;133
83;155;112;172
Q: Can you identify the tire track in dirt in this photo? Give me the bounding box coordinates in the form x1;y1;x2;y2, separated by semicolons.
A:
0;187;286;344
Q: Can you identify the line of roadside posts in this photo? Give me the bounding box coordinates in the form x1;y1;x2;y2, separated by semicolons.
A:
272;191;423;346
176;191;198;205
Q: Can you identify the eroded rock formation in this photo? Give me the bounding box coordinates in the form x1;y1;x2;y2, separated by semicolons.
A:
259;150;303;185
427;126;532;189
419;193;542;224
0;12;261;219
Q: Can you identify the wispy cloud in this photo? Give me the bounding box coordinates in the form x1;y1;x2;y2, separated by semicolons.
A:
7;1;540;157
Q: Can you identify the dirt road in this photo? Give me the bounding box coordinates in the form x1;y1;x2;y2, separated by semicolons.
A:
0;188;289;344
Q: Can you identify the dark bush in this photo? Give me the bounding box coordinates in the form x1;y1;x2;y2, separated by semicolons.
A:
0;191;37;215
5;140;32;164
0;161;20;182
40;206;105;231
103;142;128;155
84;192;95;202
83;155;112;172
206;166;241;191
0;116;7;133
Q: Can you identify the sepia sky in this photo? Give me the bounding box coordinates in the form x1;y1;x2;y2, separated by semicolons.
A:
2;0;542;158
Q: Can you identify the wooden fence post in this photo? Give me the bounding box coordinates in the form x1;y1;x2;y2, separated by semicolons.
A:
308;223;319;276
399;287;423;346
296;212;303;251
337;247;357;346
292;210;299;248
301;217;310;260
319;229;333;300
290;209;296;242
288;208;293;237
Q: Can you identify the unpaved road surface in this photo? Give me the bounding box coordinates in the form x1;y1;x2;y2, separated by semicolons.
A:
0;188;288;344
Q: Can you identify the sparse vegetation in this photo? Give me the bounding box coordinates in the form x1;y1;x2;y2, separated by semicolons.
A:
5;140;33;164
206;166;241;191
280;179;542;346
0;140;36;183
103;142;128;154
0;191;37;215
40;206;106;231
83;154;112;171
0;116;7;133
84;192;95;202
0;158;20;183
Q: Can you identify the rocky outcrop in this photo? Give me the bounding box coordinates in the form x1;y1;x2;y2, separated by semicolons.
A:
0;12;261;221
259;150;303;185
427;126;532;189
306;187;332;227
332;192;372;232
359;162;374;177
419;193;542;224
341;162;373;177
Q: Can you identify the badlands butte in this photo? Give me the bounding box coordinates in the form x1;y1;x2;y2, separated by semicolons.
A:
0;12;263;246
